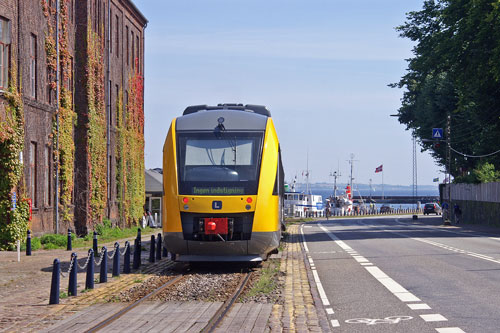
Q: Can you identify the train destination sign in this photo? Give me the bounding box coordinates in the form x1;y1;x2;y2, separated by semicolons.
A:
192;187;245;195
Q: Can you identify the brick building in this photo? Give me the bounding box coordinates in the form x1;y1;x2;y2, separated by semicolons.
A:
0;1;147;235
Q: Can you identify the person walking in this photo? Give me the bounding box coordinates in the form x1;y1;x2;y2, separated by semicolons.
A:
454;204;462;224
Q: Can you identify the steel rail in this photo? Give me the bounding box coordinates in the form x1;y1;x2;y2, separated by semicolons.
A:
201;271;253;333
85;274;185;333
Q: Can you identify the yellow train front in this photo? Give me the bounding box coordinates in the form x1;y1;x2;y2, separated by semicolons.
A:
162;104;284;262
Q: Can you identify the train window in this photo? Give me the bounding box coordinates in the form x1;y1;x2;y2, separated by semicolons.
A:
177;132;263;195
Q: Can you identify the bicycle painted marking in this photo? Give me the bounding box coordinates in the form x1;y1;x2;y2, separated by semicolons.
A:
345;316;413;325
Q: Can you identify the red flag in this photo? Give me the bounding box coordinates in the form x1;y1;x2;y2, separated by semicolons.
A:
375;165;383;173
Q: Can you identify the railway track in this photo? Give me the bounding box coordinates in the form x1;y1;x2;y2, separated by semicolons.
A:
84;265;253;332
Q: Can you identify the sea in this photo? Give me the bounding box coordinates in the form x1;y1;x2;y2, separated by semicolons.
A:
293;184;440;210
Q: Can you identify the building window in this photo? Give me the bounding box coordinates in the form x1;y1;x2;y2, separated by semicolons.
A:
131;31;134;69
136;35;139;70
114;84;119;126
115;15;119;57
45;146;52;207
47;67;52;104
30;34;37;99
126;26;129;66
110;10;112;54
30;142;38;208
108;156;112;201
0;17;11;90
69;56;74;102
70;0;74;23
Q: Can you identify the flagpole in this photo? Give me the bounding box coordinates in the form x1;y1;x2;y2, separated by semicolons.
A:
382;165;384;199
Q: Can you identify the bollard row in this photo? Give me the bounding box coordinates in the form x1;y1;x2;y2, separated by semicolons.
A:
50;228;164;305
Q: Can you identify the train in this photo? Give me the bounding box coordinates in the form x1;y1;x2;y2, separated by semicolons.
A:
162;104;284;262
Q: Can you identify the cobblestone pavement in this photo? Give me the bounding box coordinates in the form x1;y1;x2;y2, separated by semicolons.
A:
269;224;330;332
0;231;160;333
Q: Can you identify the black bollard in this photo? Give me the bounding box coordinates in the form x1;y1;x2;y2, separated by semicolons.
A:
68;253;77;296
67;228;72;251
156;233;162;261
133;238;140;269
26;230;32;256
149;235;156;263
137;228;142;252
112;242;120;277
123;241;131;274
93;231;98;255
163;246;168;258
85;249;94;290
49;258;60;304
100;246;108;283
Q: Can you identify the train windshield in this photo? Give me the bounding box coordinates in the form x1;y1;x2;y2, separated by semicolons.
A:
177;132;264;195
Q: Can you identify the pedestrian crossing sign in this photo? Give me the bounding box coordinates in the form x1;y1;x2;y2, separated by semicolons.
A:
432;128;443;139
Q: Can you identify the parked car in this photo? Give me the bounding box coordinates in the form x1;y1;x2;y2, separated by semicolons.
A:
380;205;393;213
424;203;442;215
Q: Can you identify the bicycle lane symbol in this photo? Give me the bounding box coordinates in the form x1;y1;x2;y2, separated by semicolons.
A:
345;316;413;325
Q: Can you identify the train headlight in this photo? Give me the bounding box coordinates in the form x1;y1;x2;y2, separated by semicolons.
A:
245;204;251;210
184;204;189;210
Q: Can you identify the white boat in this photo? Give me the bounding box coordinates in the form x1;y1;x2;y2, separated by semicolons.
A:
284;190;323;217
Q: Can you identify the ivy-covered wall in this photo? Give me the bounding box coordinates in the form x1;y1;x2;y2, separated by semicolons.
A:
0;68;30;249
116;67;145;227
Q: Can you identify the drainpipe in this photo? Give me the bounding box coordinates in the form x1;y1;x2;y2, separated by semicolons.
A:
106;0;111;218
55;0;60;234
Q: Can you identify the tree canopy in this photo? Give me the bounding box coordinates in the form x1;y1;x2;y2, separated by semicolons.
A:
392;0;500;182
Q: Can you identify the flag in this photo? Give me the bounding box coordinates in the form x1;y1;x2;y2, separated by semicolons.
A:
375;165;383;173
433;177;439;182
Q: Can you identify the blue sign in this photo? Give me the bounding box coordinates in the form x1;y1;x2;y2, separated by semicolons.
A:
316;202;323;210
212;201;222;210
432;128;444;139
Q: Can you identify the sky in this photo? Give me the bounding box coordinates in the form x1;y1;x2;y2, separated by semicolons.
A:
134;0;443;186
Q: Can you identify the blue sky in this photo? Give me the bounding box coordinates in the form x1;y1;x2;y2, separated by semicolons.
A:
134;0;442;186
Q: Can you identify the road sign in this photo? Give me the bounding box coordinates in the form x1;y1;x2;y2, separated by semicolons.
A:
432;128;443;139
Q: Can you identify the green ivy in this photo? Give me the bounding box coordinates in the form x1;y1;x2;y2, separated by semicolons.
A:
0;66;30;249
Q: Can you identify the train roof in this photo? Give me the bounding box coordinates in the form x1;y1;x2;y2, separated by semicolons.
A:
183;104;271;117
176;104;271;131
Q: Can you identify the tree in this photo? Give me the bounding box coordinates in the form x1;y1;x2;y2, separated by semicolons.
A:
392;0;500;181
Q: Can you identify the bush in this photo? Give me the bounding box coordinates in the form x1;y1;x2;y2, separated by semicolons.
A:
20;236;41;251
40;234;67;247
95;218;112;235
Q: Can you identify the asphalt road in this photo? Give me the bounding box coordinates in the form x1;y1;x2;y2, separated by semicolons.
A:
301;215;500;332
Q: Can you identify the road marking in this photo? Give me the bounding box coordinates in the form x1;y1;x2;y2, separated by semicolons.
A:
353;256;370;263
360;262;373;266
345;316;412;325
300;226;310;253
413;237;500;265
304;226;312;228
435;327;466;333
319;226;422;304
330;319;340;327
408;303;431;310
326;308;334;314
420;314;447;322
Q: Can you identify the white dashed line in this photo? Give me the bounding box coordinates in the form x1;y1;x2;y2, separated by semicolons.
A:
435;327;466;333
330;319;340;327
352;256;370;263
420;314;448;322
326;308;335;314
360;263;373;266
408;303;431;310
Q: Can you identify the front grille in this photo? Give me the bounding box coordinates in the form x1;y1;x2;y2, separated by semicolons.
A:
180;212;254;241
